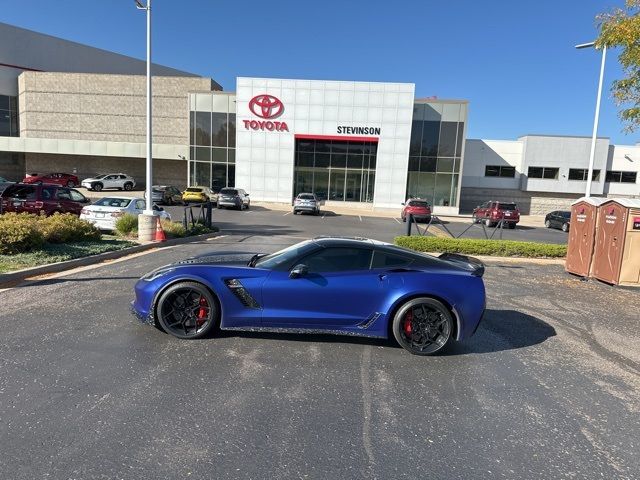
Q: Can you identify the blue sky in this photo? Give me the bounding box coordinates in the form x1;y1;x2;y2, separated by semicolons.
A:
2;0;635;144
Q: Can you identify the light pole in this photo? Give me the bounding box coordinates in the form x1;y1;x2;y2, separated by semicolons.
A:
136;0;155;240
576;41;607;198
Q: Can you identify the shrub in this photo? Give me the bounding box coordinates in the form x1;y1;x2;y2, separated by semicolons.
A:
187;222;218;236
394;236;567;258
160;220;186;238
40;213;101;243
115;214;138;236
0;213;44;254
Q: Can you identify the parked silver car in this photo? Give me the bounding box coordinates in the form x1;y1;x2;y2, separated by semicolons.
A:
293;193;320;215
81;173;136;192
217;187;250;210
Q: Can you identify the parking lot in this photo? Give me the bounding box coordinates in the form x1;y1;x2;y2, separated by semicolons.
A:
1;214;638;478
162;202;570;245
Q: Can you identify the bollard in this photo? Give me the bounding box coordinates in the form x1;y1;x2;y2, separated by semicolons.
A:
406;214;413;236
205;201;212;228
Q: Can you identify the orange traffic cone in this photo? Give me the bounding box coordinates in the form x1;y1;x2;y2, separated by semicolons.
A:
155;217;167;242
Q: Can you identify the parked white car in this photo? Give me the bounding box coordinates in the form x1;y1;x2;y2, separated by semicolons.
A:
81;173;136;192
80;196;170;231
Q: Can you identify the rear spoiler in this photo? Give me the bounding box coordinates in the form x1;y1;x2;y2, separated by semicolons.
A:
438;253;485;277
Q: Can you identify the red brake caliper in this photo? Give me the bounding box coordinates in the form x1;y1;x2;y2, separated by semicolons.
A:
403;310;413;336
196;296;208;326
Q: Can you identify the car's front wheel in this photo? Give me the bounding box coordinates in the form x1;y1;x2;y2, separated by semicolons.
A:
392;297;454;356
93;183;103;192
66;180;75;187
545;219;551;228
156;282;219;339
484;218;493;227
562;223;569;232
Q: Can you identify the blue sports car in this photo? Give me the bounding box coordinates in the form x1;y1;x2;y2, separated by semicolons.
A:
131;237;486;355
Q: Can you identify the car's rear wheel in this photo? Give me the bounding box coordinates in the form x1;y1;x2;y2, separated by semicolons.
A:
93;183;103;192
66;180;75;187
484;218;493;227
156;282;218;339
392;297;453;356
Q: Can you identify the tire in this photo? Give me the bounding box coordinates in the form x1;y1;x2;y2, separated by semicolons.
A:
246;202;250;210
392;297;454;356
562;223;569;232
293;210;298;215
484;218;493;228
217;204;222;209
508;223;516;229
545;220;551;228
472;214;477;224
66;180;75;188
93;183;103;192
124;182;133;191
155;281;219;339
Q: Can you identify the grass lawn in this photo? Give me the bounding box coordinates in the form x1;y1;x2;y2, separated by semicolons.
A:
0;239;137;274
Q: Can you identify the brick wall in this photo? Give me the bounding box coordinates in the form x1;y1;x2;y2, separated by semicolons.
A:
18;72;216;145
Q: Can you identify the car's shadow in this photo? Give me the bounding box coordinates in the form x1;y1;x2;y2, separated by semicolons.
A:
212;309;556;356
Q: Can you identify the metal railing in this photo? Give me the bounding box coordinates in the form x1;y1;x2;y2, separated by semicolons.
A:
182;201;213;229
405;214;511;240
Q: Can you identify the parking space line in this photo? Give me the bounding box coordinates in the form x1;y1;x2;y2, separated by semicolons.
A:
393;218;401;224
359;215;362;222
283;211;291;216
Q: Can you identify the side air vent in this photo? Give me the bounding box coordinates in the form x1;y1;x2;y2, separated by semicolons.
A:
357;312;382;329
224;279;261;309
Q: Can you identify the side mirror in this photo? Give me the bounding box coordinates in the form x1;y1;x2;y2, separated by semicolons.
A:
289;264;308;279
401;202;405;206
245;193;250;197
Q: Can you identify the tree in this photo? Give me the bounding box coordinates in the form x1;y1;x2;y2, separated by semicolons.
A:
597;0;640;132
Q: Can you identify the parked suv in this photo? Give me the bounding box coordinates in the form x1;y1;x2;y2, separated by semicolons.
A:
293;193;320;215
472;201;520;228
217;188;250;210
182;186;217;204
81;173;136;192
22;172;79;188
401;198;432;223
1;183;89;216
545;210;571;232
147;185;183;205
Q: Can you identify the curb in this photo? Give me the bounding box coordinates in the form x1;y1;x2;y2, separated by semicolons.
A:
0;232;219;288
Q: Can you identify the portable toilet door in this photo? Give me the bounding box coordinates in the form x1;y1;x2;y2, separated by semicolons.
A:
592;200;631;285
618;200;640;286
565;197;605;277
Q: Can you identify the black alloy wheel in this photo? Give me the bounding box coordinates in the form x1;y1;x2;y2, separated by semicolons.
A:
392;298;453;356
562;223;569;232
93;183;103;192
124;182;133;191
67;180;75;187
156;282;218;339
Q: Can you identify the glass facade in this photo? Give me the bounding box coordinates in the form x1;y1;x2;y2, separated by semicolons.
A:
293;138;377;202
406;102;466;207
189;93;236;191
0;95;19;137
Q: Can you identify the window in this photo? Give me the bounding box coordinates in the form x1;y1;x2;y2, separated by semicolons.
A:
69;190;86;202
135;200;146;210
568;169;600;181
485;165;516;178
301;247;372;273
606;170;637;183
56;188;72;200
528;167;559;179
371;251;413;269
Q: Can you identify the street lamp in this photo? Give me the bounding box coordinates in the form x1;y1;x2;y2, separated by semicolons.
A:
576;41;607;198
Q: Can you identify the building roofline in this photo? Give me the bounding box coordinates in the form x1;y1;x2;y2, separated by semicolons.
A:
518;133;609;140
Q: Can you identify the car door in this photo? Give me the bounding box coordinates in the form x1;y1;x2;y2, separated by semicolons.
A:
261;246;384;328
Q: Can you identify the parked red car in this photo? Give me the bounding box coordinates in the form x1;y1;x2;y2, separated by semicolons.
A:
22;172;80;188
472;201;520;228
401;198;432;222
0;183;89;216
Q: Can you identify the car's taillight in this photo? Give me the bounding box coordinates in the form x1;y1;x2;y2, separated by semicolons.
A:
35;201;44;209
81;208;89;215
111;212;124;217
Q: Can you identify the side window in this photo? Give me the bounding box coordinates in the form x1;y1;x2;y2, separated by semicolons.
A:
371;251;413;269
16;185;37;200
69;190;86;202
42;187;56;200
56;188;71;200
135;200;146;210
119;175;127;179
300;247;372;273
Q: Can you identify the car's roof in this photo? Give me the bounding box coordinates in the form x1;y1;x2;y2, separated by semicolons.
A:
312;236;390;248
98;196;141;201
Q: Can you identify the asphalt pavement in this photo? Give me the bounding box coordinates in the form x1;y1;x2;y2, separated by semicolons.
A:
0;225;638;479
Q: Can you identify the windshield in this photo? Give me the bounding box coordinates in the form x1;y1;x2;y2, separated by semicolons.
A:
408;201;429;208
561;211;571;218
220;188;238;195
185;187;203;192
298;194;315;200
92;174;107;179
498;203;517;211
94;198;131;208
253;240;317;269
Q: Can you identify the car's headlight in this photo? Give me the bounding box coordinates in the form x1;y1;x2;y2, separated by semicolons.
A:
141;266;175;282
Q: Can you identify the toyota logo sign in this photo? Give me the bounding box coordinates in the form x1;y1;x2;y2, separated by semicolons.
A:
249;94;284;119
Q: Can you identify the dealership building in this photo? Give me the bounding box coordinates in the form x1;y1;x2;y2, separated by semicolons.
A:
1;22;638;214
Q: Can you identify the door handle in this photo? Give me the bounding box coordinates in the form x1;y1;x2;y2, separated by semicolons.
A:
378;274;387;281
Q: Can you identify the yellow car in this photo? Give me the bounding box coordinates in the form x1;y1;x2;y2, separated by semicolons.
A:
182;186;217;204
